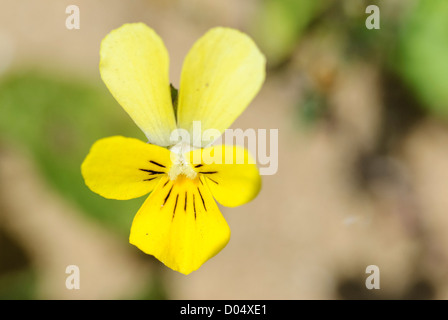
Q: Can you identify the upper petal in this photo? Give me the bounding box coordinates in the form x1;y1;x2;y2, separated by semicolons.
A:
189;145;261;207
81;136;172;200
129;175;230;274
100;23;177;147
177;27;266;147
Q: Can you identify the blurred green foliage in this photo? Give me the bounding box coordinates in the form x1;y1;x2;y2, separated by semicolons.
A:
0;270;36;299
298;91;328;127
252;0;329;67
0;70;147;236
396;0;448;117
254;0;448;122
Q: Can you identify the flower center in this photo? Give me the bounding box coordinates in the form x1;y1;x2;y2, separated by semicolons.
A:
168;142;198;181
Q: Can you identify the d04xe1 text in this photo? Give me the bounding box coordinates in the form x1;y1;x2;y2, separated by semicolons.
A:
224;304;266;315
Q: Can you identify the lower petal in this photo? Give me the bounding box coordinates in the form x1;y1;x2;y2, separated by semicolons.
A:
129;175;230;275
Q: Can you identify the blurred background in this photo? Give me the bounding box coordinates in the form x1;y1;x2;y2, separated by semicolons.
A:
1;0;448;299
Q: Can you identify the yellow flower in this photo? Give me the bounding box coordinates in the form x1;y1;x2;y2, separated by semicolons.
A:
81;23;265;275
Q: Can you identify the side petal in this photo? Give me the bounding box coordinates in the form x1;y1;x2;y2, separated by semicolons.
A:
189;145;261;207
100;23;177;146
81;136;172;200
177;27;266;147
129;175;230;275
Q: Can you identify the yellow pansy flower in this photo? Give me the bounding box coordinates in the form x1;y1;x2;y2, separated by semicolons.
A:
81;23;265;275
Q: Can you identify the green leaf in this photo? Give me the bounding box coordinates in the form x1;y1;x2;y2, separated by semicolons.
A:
170;83;178;120
396;0;448;117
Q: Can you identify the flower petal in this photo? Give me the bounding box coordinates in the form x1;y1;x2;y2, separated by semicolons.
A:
129;175;230;275
100;23;177;146
177;27;266;147
81;136;172;200
189;145;261;207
